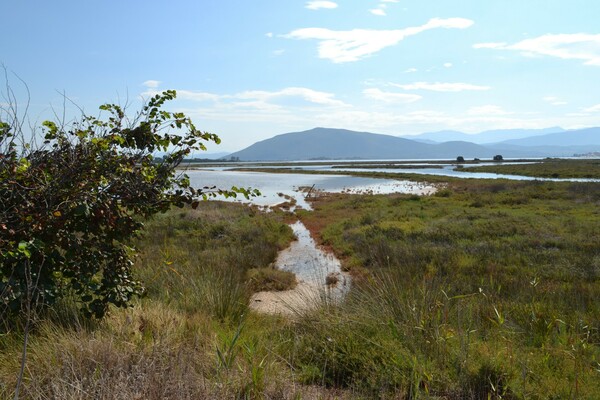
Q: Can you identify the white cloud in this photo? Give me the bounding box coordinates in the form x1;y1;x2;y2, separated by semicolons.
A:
309;108;564;134
473;42;507;49
583;104;600;113
404;68;418;73
543;96;568;106
305;1;338;10
173;90;222;102
142;80;161;88
237;87;348;107
370;8;386;16
143;87;348;109
363;88;422;103
158;89;600;150
390;82;491;92
443;62;453;68
272;49;285;56
265;32;273;38
284;17;474;63
381;0;399;2
474;34;600;66
467;105;512;116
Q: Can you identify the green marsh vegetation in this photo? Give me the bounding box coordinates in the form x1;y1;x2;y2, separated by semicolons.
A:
0;202;304;399
2;178;600;398
296;178;600;398
464;158;600;179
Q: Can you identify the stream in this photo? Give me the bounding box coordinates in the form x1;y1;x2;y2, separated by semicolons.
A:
250;220;349;315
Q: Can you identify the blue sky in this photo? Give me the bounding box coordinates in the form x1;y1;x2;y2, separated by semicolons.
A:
2;1;600;152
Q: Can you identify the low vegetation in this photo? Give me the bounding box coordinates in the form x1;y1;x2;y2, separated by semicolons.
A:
297;178;600;398
465;158;600;179
247;268;297;292
2;177;600;398
0;202;305;399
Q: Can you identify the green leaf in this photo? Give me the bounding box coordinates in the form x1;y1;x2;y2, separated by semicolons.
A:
18;242;31;258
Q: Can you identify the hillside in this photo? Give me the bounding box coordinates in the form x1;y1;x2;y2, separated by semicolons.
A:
226;128;504;161
498;127;600;146
227;128;427;161
403;127;565;144
226;127;584;161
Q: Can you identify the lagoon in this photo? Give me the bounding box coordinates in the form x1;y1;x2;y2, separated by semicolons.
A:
187;169;437;210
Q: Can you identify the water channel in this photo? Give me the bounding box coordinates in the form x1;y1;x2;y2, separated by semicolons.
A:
249;221;349;315
187;169;437;210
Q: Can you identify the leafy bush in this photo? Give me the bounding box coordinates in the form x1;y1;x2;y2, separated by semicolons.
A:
0;91;256;321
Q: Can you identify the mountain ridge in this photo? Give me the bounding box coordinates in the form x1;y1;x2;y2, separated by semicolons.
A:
402;127;566;144
225;127;600;161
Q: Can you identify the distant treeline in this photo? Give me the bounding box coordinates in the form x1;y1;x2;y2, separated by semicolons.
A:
155;156;240;163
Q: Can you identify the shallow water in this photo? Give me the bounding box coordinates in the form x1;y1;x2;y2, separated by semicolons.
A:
250;220;349;315
277;221;348;287
186;169;437;210
301;164;600;182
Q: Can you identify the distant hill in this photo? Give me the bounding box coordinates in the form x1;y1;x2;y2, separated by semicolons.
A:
498;127;600;147
227;128;535;161
227;128;429;161
404;127;565;144
225;126;600;161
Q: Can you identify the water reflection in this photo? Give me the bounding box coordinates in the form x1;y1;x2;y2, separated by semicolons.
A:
186;169;436;210
192;160;599;183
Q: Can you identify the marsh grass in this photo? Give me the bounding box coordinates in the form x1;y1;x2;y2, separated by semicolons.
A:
0;202;318;399
247;268;297;292
293;179;600;398
464;158;600;179
3;180;600;398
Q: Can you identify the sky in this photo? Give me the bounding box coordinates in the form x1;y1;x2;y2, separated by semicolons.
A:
2;0;600;152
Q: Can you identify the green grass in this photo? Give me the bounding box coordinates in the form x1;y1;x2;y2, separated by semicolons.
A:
295;179;600;397
0;202;311;399
134;201;295;320
2;180;600;398
464;158;600;179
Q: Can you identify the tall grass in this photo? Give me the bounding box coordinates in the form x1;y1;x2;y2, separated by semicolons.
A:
292;179;600;398
3;180;600;398
0;202;311;399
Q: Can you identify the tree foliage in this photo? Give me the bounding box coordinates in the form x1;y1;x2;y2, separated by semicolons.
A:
0;90;257;320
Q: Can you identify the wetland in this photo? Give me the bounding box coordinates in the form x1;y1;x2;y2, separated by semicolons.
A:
3;158;600;399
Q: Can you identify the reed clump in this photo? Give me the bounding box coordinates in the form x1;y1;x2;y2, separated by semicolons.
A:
247;267;297;292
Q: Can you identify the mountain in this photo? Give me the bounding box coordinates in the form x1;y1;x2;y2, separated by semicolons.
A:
227;128;530;161
226;127;600;161
498;127;600;147
227;128;429;161
404;130;470;143
404;127;565;144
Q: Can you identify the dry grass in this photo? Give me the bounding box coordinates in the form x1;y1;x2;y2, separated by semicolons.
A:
247;268;297;292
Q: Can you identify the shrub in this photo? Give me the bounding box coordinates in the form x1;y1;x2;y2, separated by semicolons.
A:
247;268;297;292
0;90;257;321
